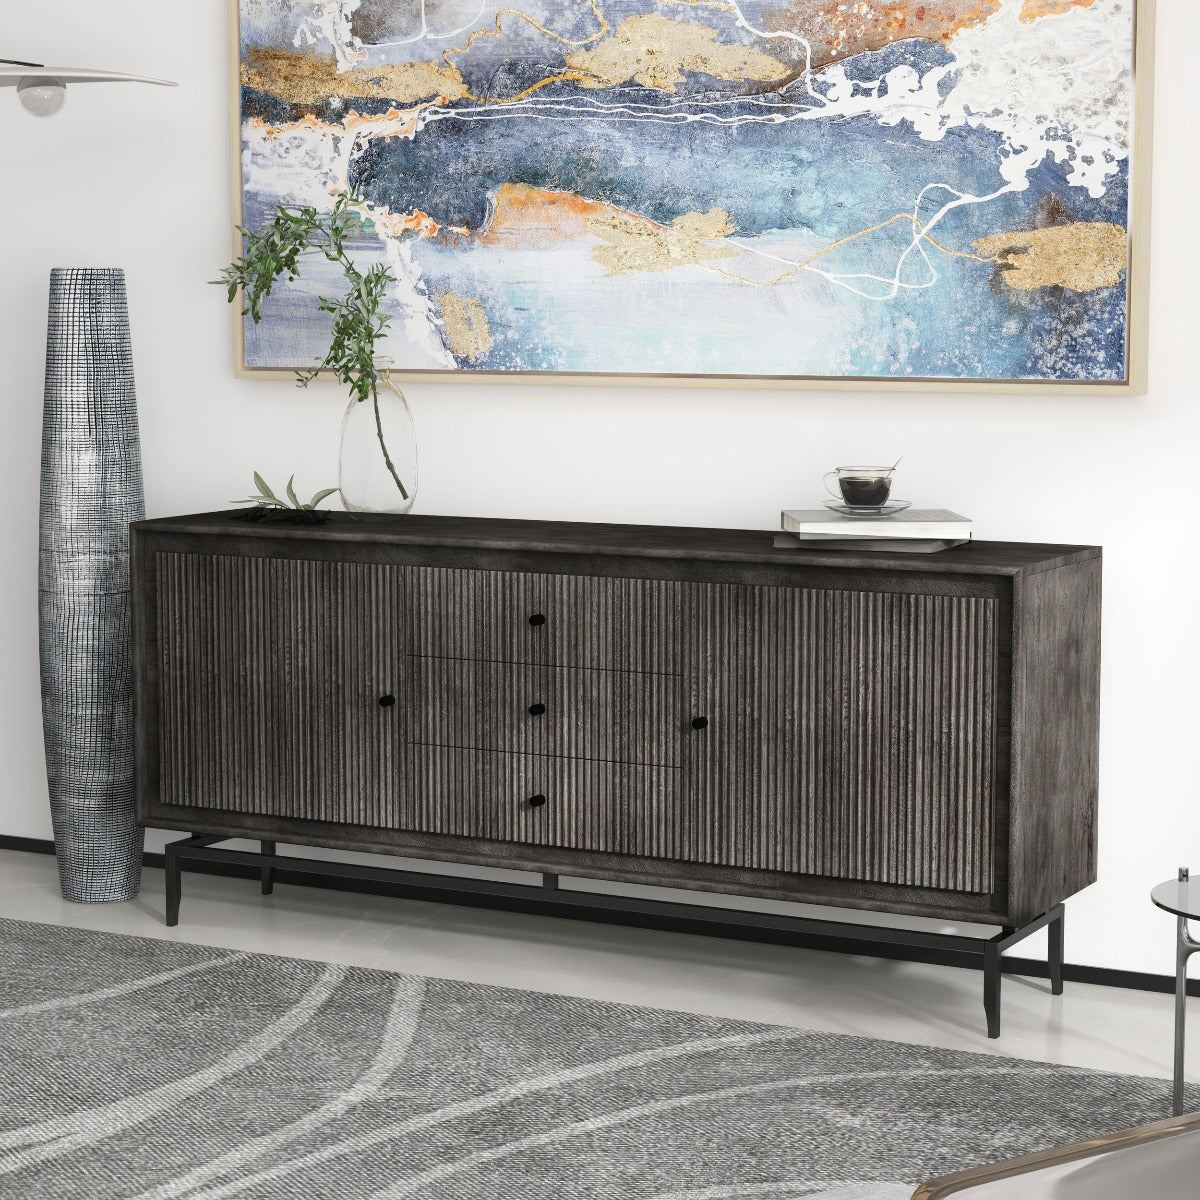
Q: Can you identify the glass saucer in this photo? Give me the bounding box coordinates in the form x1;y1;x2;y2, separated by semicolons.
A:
822;499;913;517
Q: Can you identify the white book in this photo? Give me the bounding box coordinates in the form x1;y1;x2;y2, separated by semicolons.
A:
781;508;972;540
773;534;969;554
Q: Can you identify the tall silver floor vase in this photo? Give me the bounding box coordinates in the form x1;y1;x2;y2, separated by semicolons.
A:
39;268;145;902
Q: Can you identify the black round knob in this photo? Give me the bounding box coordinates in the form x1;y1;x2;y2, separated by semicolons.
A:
528;793;547;808
528;613;546;627
691;716;708;730
379;694;396;708
528;702;546;717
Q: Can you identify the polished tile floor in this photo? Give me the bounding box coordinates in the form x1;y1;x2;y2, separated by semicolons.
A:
1;848;1194;1102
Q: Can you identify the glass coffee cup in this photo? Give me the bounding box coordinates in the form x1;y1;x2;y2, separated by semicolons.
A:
824;466;895;509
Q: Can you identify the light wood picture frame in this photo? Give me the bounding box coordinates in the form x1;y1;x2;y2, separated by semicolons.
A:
229;0;1155;392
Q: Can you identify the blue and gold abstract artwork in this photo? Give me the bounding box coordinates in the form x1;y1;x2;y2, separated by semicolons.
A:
235;0;1143;383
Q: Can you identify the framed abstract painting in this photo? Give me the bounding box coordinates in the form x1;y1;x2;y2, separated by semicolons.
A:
231;0;1153;390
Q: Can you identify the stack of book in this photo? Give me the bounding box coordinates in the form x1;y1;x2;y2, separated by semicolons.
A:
777;509;972;554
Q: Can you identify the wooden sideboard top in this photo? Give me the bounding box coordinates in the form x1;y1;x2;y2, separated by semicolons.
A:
133;512;1101;577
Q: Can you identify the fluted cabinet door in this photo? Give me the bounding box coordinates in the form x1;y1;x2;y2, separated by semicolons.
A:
155;553;406;826
683;582;998;892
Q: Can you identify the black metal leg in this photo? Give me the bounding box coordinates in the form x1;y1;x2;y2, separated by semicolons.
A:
158;833;1071;1040
165;844;181;927
1049;909;1065;995
985;904;1065;1037
984;940;1002;1039
162;834;224;927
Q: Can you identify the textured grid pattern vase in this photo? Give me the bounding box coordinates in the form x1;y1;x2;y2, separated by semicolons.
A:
39;268;145;902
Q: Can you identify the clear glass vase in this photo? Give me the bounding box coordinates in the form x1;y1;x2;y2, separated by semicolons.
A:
338;378;418;514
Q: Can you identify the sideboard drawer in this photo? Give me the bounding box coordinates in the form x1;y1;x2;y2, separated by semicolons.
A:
409;568;549;666
409;658;685;766
407;745;682;856
408;567;685;673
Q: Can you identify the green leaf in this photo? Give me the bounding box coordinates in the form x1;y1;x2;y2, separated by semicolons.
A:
252;472;279;504
217;191;398;404
308;487;338;508
285;475;300;509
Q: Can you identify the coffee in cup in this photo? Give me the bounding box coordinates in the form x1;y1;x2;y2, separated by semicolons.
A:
824;466;895;508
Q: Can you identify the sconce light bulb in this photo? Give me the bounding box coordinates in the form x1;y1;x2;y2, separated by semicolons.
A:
17;76;67;117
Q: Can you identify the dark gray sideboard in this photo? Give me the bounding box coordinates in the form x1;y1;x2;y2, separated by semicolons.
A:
131;513;1101;1035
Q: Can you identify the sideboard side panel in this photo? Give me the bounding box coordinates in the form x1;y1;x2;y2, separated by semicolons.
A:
1008;557;1102;924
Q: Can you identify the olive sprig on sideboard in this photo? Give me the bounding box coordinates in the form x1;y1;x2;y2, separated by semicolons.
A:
233;471;338;513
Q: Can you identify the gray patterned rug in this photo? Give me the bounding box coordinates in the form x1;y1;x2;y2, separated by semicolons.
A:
1;917;1192;1200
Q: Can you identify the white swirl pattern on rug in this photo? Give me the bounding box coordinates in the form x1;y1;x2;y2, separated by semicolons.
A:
182;1028;811;1200
1;918;1192;1200
0;964;346;1173
362;1065;1095;1200
0;952;247;1020
131;976;427;1200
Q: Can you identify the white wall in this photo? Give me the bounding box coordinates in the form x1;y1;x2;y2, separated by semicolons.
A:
1;1;1196;976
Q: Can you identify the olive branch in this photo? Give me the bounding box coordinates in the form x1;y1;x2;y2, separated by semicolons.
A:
214;194;409;501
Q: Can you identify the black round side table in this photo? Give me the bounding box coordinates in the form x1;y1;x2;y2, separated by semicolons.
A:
1152;868;1200;1115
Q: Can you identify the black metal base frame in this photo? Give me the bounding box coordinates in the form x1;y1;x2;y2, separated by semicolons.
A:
164;834;1065;1039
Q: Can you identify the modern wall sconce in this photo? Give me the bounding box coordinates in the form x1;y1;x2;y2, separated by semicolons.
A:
1;57;176;116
